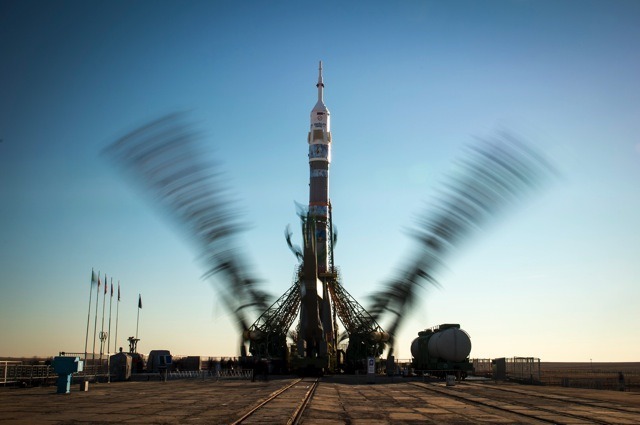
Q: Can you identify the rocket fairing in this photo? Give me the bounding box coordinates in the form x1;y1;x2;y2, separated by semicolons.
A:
308;61;331;274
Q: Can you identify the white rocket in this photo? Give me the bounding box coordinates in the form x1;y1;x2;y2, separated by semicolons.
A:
308;61;332;273
299;61;335;359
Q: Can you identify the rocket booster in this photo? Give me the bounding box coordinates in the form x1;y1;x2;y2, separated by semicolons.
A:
308;61;331;273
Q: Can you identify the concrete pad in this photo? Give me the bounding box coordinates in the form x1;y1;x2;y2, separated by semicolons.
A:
388;412;428;420
2;377;640;424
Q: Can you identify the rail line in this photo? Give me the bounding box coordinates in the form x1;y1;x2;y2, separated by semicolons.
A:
464;381;640;416
412;381;639;424
231;378;319;425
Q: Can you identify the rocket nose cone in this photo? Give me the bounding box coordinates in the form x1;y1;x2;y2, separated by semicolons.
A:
312;100;329;114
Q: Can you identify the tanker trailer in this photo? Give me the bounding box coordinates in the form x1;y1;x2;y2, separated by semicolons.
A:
410;324;473;378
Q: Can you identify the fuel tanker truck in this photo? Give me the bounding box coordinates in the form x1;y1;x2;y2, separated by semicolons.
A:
410;324;473;378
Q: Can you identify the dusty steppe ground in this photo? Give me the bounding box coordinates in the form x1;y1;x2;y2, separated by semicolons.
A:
538;362;640;390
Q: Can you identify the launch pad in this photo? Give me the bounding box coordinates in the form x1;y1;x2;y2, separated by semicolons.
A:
3;376;639;424
106;61;555;379
243;62;388;375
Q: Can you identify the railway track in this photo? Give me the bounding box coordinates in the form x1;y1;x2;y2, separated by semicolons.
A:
464;381;640;416
411;381;640;424
231;378;319;424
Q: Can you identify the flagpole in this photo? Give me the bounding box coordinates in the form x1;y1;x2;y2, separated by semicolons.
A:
91;271;101;368
136;294;141;340
114;281;120;354
99;274;107;365
107;279;113;352
84;269;96;363
107;278;113;383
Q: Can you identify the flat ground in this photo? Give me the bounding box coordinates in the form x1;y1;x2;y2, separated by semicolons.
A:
1;376;640;424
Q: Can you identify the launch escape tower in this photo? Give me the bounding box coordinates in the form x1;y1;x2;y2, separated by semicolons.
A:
246;63;388;373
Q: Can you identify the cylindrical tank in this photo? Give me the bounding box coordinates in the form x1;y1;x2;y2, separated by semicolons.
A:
411;325;472;363
427;327;471;362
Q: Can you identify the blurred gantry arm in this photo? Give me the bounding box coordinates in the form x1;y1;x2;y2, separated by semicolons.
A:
367;132;556;351
103;112;271;332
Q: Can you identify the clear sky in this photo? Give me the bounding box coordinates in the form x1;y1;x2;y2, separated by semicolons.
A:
1;0;638;362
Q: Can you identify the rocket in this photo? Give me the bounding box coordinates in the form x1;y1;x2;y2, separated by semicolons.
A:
299;61;335;359
308;61;331;273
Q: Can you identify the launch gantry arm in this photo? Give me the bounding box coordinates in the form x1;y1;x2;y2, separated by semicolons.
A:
327;274;386;337
247;272;301;358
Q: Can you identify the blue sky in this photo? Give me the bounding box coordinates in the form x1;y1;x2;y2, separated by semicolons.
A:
1;0;638;361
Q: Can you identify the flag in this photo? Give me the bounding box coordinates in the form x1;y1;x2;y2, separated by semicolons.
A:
104;275;108;294
98;275;101;290
117;282;121;301
110;282;113;298
138;294;142;309
91;269;98;284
